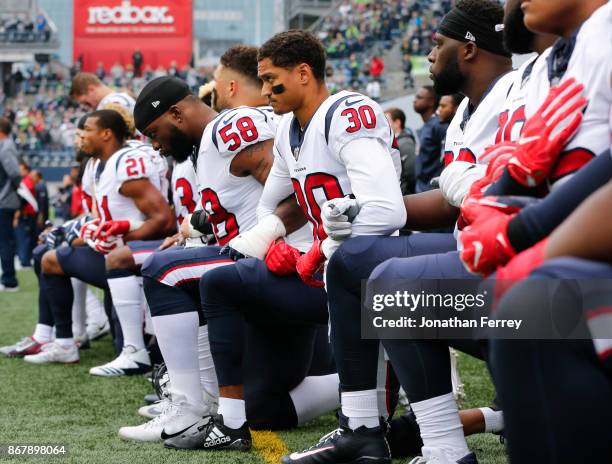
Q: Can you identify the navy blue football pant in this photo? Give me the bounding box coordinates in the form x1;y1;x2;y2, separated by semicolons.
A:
367;250;484;402
490;258;612;464
0;208;17;288
326;233;457;394
47;245;121;351
200;257;335;429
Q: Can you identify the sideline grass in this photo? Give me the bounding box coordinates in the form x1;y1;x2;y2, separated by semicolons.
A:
0;270;507;463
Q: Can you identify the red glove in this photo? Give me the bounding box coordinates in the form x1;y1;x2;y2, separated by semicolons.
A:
506;78;586;187
265;239;300;275
493;239;548;304
79;218;100;241
459;196;524;276
94;220;135;239
92;235;124;255
296;240;326;288
467;142;517;201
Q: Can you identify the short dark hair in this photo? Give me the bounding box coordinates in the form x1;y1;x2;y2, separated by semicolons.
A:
385;108;406;129
455;0;505;29
422;85;441;108
87;109;129;143
0;117;12;135
447;93;465;107
19;160;30;171
220;45;261;87
258;30;326;81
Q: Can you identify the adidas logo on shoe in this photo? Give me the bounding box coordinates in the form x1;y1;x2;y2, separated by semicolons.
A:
204;427;231;448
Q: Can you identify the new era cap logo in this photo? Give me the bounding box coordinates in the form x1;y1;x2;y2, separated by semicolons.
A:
152;100;160;108
465;31;476;41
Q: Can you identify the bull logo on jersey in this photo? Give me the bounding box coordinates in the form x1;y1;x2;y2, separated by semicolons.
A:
293;147;300;161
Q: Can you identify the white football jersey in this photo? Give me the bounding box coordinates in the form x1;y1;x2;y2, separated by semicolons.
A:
81;157;96;215
443;70;516;165
97;92;136;112
494;55;541;144
171;159;199;227
524;1;612;185
127;139;169;195
93;145;158;222
197;106;276;245
272;91;403;241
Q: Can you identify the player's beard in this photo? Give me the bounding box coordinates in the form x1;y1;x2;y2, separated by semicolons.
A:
167;125;195;162
432;54;465;96
504;6;535;54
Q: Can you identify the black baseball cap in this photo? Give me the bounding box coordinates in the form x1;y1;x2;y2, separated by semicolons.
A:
134;76;192;132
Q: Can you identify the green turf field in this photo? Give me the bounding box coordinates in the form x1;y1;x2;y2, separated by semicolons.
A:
0;270;508;463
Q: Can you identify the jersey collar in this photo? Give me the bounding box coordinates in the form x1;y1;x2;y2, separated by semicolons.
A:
547;25;581;84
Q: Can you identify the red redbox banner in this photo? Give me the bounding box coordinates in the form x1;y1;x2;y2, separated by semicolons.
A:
73;0;193;72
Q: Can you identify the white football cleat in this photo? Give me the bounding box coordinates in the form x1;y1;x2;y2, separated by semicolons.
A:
86;319;110;341
118;401;205;442
138;398;170;419
23;342;79;364
89;345;151;377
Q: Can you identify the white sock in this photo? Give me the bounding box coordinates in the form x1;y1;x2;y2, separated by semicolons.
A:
478;407;504;433
218;397;246;429
153;312;205;414
341;389;380;430
290;374;340;425
56;337;75;348
411;393;470;460
143;304;154;336
107;275;145;350
71;279;87;339
33;324;53;343
197;325;219;402
85;287;107;325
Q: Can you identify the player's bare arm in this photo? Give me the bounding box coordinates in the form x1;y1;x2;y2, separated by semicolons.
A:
119;178;176;241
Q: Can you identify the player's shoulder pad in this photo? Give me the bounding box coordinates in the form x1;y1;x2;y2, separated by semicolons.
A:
325;92;392;150
210;106;276;157
114;146;155;183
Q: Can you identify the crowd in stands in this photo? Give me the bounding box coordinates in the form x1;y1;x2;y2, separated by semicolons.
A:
0;11;53;43
319;0;453;94
0;62;211;156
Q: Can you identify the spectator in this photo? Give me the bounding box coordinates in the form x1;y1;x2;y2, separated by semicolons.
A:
413;85;446;193
366;79;381;100
31;170;48;233
132;48;143;78
95;62;106;81
437;93;463;124
14;161;38;267
370;55;385;80
0;117;21;291
385;107;416;195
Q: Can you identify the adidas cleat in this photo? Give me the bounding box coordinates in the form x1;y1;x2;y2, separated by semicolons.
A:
0;336;44;358
23;342;79;364
164;414;251;451
281;424;391;464
89;345;151;377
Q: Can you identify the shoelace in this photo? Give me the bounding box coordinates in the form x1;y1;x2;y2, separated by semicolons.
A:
299;427;344;453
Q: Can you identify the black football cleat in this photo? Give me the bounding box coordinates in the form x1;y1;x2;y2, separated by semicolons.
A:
164;414;251;451
387;410;423;458
281;424;391;464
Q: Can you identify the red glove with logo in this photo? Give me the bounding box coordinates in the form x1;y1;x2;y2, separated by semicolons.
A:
265;239;301;275
467;142;517;201
95;219;142;239
506;78;586;187
459;196;535;276
493;239;548;304
79;218;100;241
89;235;124;255
296;240;326;288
